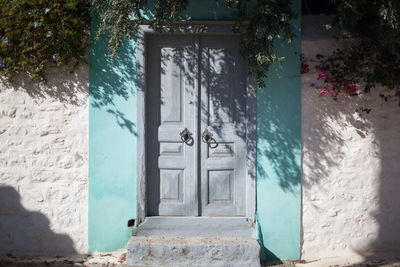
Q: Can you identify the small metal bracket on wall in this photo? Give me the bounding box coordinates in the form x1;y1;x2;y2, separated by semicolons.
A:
127;219;135;227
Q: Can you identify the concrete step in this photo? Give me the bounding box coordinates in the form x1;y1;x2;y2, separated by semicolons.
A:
126;236;261;267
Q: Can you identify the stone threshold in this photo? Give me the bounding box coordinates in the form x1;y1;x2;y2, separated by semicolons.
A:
133;216;256;238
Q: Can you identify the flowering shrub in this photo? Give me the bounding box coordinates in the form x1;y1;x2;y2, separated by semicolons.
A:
310;46;400;115
301;54;309;74
327;0;400;115
0;0;90;80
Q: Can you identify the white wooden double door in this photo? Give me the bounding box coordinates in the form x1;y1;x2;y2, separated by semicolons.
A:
146;34;249;217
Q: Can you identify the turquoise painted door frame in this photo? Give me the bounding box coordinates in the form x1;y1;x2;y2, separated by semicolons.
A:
89;0;301;259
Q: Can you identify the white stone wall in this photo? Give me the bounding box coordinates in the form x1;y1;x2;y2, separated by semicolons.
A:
0;65;88;255
301;16;400;262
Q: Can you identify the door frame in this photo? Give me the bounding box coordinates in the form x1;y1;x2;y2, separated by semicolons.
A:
135;23;257;226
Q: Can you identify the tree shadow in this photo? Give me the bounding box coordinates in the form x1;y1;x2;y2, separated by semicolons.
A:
0;62;88;106
256;74;302;193
0;186;76;256
302;15;400;263
89;28;137;136
256;23;302;195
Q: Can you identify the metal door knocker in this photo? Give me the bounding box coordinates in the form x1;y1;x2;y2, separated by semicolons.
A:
180;128;193;145
201;129;218;148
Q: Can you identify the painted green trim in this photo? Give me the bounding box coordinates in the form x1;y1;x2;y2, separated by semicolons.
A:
88;0;301;258
88;21;137;252
256;0;302;258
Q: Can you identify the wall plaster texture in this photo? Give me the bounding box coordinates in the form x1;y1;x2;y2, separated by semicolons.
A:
301;16;400;262
0;64;88;255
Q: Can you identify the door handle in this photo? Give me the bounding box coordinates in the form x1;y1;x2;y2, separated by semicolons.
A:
179;128;193;144
201;129;214;144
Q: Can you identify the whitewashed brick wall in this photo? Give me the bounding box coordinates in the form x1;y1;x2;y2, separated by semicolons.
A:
301;16;400;262
0;65;88;255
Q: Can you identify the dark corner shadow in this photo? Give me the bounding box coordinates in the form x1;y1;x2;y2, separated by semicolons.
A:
89;33;137;136
258;222;284;266
0;186;76;256
358;103;400;263
0;61;88;106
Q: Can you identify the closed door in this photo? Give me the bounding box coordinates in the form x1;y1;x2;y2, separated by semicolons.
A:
146;34;248;217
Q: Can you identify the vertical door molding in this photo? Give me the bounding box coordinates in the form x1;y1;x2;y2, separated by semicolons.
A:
135;25;149;226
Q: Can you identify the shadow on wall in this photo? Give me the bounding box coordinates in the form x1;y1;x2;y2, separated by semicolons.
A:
255;17;302;260
0;62;88;106
303;84;400;262
89;32;137;136
364;110;400;261
257;62;301;192
0;186;76;256
302;15;400;262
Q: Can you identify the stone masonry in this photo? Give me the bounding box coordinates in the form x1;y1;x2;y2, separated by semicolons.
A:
0;65;88;255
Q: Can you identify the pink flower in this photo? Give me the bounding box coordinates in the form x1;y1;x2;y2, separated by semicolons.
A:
318;72;328;79
349;86;357;94
301;63;309;73
359;114;363;118
328;83;334;88
355;109;359;113
320;88;327;95
310;83;315;87
328;90;336;95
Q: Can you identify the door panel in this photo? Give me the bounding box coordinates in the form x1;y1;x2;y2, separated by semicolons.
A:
146;34;248;217
200;35;247;216
146;35;197;216
160;47;184;124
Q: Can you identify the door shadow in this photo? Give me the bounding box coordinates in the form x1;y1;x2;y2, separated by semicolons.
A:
0;186;76;256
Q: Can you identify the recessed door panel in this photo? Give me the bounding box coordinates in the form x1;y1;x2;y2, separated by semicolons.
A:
206;47;235;125
160;47;184;124
208;170;234;204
